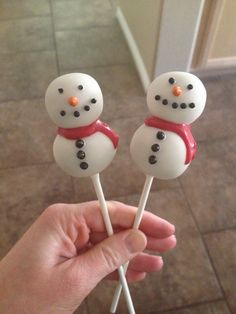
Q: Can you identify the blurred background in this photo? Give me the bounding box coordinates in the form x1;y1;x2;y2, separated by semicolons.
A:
0;0;235;313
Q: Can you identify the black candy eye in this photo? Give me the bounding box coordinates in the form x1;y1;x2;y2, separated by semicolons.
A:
58;88;63;94
91;98;97;104
187;84;193;90
78;85;83;90
168;77;175;84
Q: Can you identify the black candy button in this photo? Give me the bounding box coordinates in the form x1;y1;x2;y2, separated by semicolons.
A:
74;111;80;117
60;110;66;116
77;150;86;159
151;143;160;152
156;131;166;140
180;103;187;109
172;102;178;109
155;95;161;100
149;155;157;164
75;139;84;148
162;99;168;105
80;162;88;170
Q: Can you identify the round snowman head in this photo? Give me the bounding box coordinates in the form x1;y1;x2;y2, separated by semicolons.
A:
147;71;206;124
45;73;103;128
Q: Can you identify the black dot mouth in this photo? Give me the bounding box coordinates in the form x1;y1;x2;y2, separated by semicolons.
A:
60;98;97;118
155;95;195;110
189;102;195;108
74;111;80;117
84;105;90;111
162;99;168;105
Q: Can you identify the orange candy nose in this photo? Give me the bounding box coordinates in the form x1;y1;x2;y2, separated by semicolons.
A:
68;96;79;106
172;86;182;96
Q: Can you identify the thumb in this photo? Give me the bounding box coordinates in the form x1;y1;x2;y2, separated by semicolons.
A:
75;229;146;292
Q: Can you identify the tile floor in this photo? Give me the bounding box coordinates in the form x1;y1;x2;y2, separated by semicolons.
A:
0;1;235;313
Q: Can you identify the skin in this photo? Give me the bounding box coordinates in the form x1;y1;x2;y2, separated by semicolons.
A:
0;201;176;314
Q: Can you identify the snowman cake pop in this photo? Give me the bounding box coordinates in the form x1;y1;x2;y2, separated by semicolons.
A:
110;71;207;313
45;73;119;178
45;73;135;314
130;71;206;179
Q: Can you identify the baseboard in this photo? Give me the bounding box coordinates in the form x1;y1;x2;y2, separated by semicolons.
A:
192;57;236;77
116;7;151;91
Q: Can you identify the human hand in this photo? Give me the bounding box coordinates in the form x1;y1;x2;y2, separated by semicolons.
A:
0;201;176;314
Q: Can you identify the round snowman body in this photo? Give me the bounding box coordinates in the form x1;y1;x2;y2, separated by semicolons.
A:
53;132;116;178
130;124;189;179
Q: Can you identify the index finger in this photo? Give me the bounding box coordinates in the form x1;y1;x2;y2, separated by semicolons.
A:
74;200;175;239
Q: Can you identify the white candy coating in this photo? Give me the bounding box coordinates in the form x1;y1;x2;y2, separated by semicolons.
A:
45;73;103;128
53;133;116;177
45;73;117;177
130;125;189;179
130;71;206;180
147;71;206;124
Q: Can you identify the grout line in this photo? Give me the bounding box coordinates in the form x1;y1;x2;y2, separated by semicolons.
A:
58;61;137;75
0;96;44;105
0;161;55;172
70;176;77;203
54;20;119;34
49;0;60;76
179;180;234;314
0;14;51;23
150;297;227;314
0;48;55;56
64;62;135;71
104;185;181;202
196;136;235;145
54;21;117;33
202;226;236;236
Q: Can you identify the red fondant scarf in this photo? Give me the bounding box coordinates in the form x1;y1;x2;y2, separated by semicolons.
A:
145;116;196;164
58;120;119;148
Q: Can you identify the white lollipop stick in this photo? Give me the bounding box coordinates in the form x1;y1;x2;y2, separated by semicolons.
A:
110;175;153;313
91;174;136;314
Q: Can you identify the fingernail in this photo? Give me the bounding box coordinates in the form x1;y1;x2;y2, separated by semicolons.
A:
125;230;147;253
172;235;177;246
